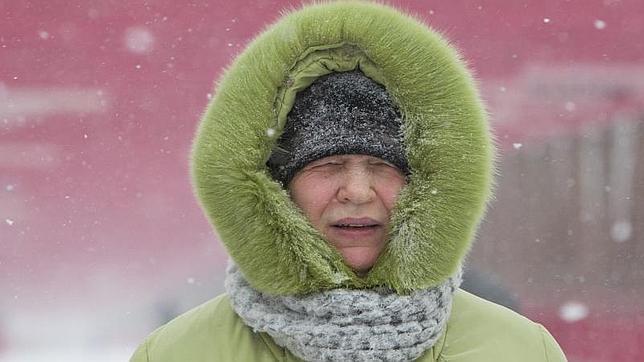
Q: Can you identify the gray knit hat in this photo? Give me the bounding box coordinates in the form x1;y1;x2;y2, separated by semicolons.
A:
267;70;409;185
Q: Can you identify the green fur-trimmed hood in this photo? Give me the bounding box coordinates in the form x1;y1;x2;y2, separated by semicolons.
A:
191;1;495;295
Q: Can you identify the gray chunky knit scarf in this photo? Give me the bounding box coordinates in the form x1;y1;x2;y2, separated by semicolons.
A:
225;263;462;361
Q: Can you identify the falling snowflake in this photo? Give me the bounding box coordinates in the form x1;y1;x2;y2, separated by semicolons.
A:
559;301;589;323
594;19;606;30
611;220;632;243
5;218;14;226
125;26;155;54
513;143;523;150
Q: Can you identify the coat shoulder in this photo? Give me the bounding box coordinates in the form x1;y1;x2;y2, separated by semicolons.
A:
130;294;287;362
438;289;567;362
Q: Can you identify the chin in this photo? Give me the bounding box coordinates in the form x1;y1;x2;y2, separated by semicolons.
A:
340;249;380;274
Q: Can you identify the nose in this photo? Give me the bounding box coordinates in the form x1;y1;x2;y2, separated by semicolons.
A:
336;167;375;204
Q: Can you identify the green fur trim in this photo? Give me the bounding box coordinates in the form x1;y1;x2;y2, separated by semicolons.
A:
191;1;495;295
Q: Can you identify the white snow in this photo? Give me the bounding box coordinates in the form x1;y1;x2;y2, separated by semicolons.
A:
6;218;14;225
38;31;50;40
430;189;438;195
594;19;606;30
543;18;551;24
513;143;523;150
565;101;576;112
124;26;155;54
6;184;15;191
186;277;195;284
558;301;589;323
266;128;276;137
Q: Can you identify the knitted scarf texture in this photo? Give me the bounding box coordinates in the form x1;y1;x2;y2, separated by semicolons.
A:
225;263;462;361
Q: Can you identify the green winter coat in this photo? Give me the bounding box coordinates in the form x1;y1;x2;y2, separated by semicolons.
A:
131;290;566;361
133;2;567;361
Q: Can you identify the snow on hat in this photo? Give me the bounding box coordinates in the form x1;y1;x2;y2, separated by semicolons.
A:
267;70;409;185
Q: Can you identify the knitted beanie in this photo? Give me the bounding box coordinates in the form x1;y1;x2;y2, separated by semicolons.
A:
267;70;409;185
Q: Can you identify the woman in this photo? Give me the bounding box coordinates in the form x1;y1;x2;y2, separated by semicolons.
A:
132;2;566;361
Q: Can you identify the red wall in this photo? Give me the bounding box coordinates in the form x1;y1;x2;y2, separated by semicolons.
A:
2;1;643;359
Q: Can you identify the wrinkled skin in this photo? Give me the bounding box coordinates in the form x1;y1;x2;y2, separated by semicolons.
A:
288;154;406;275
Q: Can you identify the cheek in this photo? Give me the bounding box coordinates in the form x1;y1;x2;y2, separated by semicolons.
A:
289;178;336;223
379;179;406;211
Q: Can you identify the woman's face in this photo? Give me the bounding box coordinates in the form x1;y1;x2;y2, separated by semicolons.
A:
288;154;406;275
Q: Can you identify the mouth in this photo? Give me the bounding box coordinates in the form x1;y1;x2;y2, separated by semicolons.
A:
331;217;381;230
327;217;385;243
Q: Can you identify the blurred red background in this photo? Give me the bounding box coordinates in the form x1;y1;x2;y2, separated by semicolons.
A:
1;1;643;360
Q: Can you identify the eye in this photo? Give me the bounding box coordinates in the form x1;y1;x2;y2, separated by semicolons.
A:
305;158;343;170
368;159;395;168
368;159;404;176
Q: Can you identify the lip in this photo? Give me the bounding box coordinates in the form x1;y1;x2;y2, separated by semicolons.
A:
329;217;383;241
332;217;381;227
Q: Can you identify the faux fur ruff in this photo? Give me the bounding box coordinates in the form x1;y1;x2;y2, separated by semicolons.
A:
191;2;495;295
225;263;462;362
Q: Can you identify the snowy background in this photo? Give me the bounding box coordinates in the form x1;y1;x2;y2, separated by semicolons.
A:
1;1;643;361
